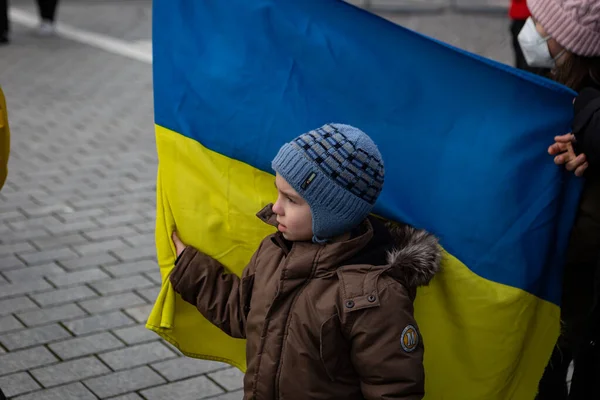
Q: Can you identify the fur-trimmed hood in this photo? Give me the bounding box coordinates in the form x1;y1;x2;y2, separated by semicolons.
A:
339;217;441;288
385;222;442;288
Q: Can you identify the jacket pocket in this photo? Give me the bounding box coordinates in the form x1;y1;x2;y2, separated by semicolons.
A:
241;274;255;319
319;313;344;382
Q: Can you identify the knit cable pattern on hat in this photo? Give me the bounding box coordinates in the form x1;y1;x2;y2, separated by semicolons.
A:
528;0;600;57
290;124;384;205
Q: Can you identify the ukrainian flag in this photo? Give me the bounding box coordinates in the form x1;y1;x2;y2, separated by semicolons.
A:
147;1;581;398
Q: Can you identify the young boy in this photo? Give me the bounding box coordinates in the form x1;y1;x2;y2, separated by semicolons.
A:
170;123;441;399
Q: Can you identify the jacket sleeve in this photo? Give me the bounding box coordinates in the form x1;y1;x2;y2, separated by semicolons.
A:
347;281;425;400
573;88;600;175
169;244;260;339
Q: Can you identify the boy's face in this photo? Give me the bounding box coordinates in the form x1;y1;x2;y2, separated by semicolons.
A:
272;173;313;241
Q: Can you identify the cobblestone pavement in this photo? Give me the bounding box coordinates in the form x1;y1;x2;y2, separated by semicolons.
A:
0;0;515;398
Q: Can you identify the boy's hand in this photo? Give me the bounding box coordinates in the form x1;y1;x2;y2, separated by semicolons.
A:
548;133;588;177
172;231;187;258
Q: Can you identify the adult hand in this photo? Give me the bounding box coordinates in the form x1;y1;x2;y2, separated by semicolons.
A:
548;133;588;177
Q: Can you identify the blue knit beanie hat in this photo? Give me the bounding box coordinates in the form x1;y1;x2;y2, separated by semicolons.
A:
271;123;385;243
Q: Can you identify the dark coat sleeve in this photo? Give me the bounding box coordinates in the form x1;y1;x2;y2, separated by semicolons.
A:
573;88;600;175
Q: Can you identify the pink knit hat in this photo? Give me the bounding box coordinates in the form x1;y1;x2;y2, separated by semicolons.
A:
527;0;600;57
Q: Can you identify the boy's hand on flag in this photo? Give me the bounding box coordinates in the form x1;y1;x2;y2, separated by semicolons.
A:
172;231;187;258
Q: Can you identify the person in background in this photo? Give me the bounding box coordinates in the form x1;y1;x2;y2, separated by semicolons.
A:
35;0;59;36
519;0;600;398
549;88;600;399
509;0;548;75
0;0;8;44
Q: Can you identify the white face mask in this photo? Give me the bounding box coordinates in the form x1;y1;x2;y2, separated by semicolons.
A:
518;17;564;69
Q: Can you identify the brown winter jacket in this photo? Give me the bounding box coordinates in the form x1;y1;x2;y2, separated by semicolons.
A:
170;205;441;400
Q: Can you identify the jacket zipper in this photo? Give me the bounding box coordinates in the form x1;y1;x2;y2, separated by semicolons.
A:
273;245;323;399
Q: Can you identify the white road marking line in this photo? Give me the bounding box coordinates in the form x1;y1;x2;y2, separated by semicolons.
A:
9;8;152;64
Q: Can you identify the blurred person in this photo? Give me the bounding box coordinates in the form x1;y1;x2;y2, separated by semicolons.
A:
0;0;8;44
517;0;600;398
548;88;600;399
509;0;548;75
35;0;59;35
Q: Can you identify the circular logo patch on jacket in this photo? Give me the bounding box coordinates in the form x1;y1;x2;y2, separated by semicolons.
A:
401;324;419;352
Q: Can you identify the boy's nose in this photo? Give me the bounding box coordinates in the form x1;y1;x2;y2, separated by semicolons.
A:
272;199;283;215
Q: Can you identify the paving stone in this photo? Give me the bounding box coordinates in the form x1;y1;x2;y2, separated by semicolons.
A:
160;339;183;356
46;220;100;236
112;324;159;345
210;390;244;400
123;304;153;323
75;239;131;256
78;292;147;314
55;208;106;223
84;366;166;398
7;216;62;232
122;233;154;247
95;213;147;228
0;254;26;270
0;209;25;221
19;204;75;218
0;242;36;257
31;285;98;307
99;341;177;371
0;347;58;375
18;247;79;266
47;268;110;287
111;245;156;262
83;226;137;241
151;357;227;381
90;275;154;295
31;356;111;387
69;196;120;210
0;372;41;398
12;382;97;400
48;332;124;360
108;394;144;400
208;368;245;391
0;229;49;244
0;296;39;316
0;315;25;333
18;304;87;327
80;187;127;199
140;375;224;400
103;260;156;277
64;311;135;335
0;323;72;351
135;286;160;303
58;252;118;271
3;263;65;282
0;280;53;300
132;221;155;234
142;269;162;285
31;234;89;250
